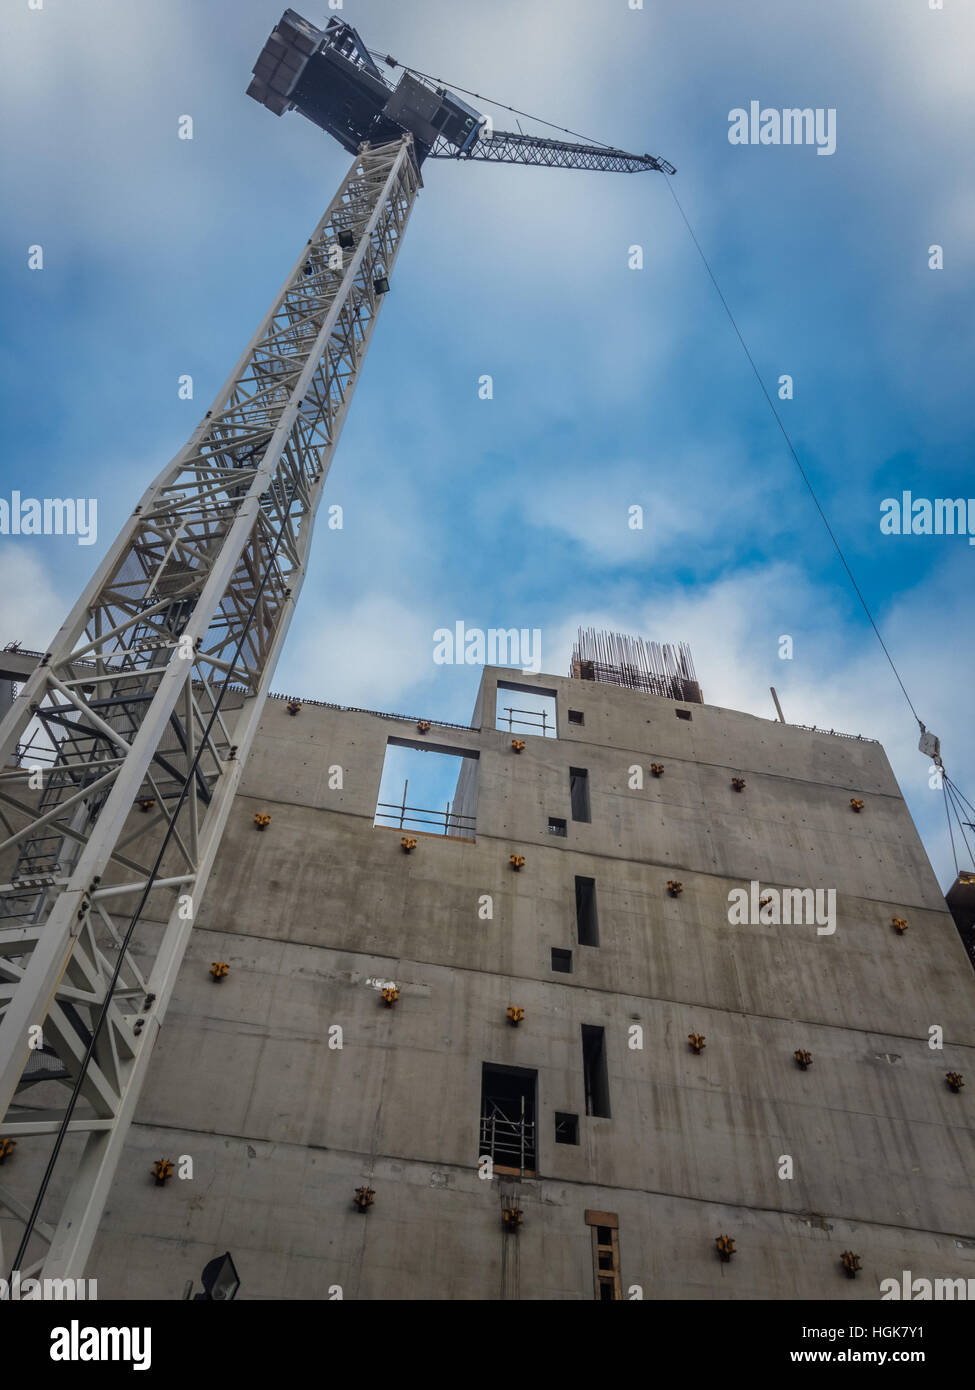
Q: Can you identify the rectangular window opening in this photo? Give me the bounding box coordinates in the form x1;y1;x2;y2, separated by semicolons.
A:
495;681;558;739
567;709;585;725
555;1111;579;1144
582;1024;611;1118
480;1064;537;1175
569;767;590;822
675;708;692;721
374;738;478;841
548;816;567;837
551;947;572;973
575;876;598;946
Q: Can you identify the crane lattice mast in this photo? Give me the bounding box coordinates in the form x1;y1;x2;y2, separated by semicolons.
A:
0;7;673;1280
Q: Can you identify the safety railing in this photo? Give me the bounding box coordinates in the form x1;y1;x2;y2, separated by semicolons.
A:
375;784;475;840
497;705;555;737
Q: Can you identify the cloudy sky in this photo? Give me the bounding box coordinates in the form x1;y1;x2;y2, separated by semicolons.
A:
2;0;973;887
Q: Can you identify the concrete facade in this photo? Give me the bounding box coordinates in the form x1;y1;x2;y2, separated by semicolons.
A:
44;666;975;1297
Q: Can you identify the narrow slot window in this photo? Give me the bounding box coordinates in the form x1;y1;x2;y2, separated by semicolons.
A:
575;876;598;946
569;767;590;822
581;1024;611;1118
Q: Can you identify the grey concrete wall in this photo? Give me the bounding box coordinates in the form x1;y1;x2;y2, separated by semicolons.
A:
65;668;975;1299
450;748;479;831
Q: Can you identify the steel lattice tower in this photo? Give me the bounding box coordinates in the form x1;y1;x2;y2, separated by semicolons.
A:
0;2;677;1284
0;137;420;1278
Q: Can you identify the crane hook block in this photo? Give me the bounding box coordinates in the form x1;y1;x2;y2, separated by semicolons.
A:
918;728;941;763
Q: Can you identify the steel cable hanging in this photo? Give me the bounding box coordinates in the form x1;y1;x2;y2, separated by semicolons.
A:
377;51;953;764
662;178;925;728
8;518;294;1277
943;781;959;876
945;772;975;827
658;178;975;871
944;775;975;870
368;37;954;763
358;39;970;852
367;44;619;149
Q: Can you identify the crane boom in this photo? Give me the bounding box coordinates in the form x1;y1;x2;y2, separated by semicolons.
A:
428;130;675;175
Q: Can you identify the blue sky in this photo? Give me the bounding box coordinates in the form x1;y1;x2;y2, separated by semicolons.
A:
2;0;973;887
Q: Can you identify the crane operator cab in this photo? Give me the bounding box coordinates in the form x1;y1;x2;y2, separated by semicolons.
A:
247;10;486;164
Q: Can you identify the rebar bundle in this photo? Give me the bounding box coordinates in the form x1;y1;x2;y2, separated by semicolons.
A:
570;628;703;704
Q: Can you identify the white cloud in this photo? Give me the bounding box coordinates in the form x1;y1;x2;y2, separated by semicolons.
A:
501;446;777;565
282;595;438;711
0;545;68;652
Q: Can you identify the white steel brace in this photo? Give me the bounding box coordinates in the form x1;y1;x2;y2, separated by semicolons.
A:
0;137;420;1280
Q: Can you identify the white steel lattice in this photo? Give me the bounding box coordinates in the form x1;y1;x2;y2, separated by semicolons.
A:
0;137;420;1279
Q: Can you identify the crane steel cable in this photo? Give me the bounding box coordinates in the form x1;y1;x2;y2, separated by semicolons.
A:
944;782;959;876
945;772;975;826
377;43;942;758
662;177;925;730
945;775;975;866
367;46;618;150
390;44;974;869
662;178;974;870
379;38;975;864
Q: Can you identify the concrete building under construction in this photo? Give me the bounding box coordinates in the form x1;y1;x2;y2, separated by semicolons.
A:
4;636;971;1300
2;8;973;1312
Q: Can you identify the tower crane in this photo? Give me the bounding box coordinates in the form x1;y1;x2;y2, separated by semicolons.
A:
0;9;674;1281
